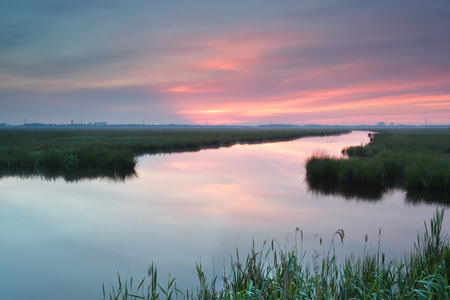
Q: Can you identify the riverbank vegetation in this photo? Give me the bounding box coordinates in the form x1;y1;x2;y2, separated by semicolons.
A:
104;210;450;299
0;127;348;173
306;128;450;190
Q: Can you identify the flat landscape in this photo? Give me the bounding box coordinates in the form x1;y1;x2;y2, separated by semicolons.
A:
2;1;450;299
0;127;349;172
1;127;449;299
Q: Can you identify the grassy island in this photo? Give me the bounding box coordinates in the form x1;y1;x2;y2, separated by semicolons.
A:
306;128;450;190
0;127;349;172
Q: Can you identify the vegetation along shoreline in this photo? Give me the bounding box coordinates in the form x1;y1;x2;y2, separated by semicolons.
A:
0;127;349;172
306;128;450;190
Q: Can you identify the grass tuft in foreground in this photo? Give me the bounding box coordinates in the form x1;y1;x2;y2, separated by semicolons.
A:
104;210;450;300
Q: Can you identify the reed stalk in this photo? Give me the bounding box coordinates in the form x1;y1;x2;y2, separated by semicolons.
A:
104;210;450;300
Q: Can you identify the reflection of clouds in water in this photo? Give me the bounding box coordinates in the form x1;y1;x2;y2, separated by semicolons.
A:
1;131;448;299
131;131;381;233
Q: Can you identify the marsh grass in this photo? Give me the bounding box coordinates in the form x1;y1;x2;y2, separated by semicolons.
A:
305;153;386;185
0;128;348;173
306;129;450;190
104;210;450;300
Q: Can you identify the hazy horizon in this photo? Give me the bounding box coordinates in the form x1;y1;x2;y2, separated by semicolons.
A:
1;1;449;126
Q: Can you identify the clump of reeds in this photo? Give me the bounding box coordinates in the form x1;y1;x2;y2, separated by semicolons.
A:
304;151;341;181
104;210;450;300
305;151;386;185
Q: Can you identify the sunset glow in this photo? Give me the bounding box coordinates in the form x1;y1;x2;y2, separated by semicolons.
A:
1;1;449;125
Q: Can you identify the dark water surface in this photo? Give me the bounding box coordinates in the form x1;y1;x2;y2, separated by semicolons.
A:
1;131;448;299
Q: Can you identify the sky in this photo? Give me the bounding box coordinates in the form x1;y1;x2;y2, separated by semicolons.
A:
1;0;449;126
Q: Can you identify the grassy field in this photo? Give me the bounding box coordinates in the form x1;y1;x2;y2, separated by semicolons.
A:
0;127;349;173
306;128;450;190
104;210;450;300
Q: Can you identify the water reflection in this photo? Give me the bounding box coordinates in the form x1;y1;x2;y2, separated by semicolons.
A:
305;171;450;206
305;178;388;202
404;188;450;206
0;168;137;183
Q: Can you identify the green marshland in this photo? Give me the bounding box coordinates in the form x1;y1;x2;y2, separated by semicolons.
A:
0;127;349;172
306;128;450;190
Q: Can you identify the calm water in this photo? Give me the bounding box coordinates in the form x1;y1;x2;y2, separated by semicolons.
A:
0;131;448;299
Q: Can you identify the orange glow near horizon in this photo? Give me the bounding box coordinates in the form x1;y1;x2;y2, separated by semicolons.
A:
174;87;449;125
155;33;450;125
166;85;227;94
10;19;446;126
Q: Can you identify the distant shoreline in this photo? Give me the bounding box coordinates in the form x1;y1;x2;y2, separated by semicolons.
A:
0;128;350;179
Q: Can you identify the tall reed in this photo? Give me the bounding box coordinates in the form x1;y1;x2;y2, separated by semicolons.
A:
104;210;450;300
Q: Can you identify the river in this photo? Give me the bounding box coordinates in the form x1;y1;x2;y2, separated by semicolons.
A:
0;130;448;299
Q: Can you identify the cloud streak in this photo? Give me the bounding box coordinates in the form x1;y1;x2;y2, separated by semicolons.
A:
1;0;449;125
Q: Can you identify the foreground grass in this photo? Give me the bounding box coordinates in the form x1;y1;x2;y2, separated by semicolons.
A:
104;210;450;300
0;127;348;172
306;128;450;190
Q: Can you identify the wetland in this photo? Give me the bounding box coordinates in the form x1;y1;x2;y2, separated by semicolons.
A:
0;128;448;299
